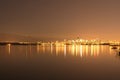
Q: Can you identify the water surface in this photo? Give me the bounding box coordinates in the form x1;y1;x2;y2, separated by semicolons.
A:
0;45;120;80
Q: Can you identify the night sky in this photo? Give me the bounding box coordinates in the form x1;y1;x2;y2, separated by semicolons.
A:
1;0;120;41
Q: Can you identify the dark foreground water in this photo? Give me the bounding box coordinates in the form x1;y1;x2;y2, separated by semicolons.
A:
0;45;120;80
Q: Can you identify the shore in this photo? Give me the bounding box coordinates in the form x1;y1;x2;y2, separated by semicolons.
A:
0;41;119;46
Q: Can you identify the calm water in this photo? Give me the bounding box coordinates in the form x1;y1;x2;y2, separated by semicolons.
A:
0;45;120;80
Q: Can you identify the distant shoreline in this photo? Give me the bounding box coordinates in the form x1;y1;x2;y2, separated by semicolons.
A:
0;42;118;46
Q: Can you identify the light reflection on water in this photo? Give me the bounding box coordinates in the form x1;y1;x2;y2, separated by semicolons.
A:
3;45;116;58
7;44;11;54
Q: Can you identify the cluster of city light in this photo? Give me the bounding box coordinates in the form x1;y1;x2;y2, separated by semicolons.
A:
1;37;120;46
40;38;120;47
